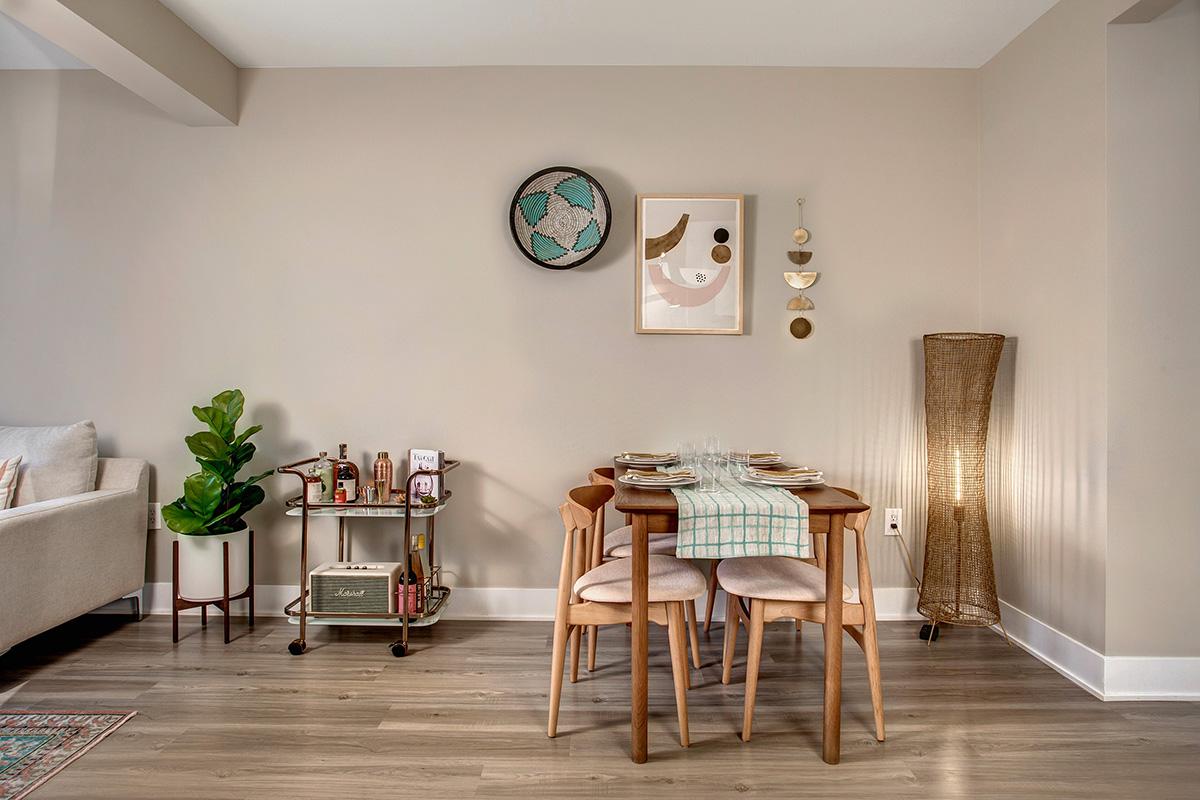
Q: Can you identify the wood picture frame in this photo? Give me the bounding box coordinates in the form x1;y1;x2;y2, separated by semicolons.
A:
635;194;744;335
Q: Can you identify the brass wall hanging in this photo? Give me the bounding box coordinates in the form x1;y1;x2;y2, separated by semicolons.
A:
785;198;818;338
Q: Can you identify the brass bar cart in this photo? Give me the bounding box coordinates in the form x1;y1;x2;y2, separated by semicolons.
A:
277;456;459;657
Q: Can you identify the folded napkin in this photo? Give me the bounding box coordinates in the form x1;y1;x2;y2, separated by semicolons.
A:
748;452;781;460
627;468;694;480
622;451;676;460
751;467;821;479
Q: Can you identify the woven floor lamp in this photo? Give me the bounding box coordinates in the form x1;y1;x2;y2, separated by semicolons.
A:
918;332;1006;642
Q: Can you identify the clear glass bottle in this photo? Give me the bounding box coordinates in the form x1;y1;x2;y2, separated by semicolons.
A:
335;443;359;503
314;451;334;502
373;451;393;504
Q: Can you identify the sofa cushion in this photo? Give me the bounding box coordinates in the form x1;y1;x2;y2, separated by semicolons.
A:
0;421;98;506
0;455;21;510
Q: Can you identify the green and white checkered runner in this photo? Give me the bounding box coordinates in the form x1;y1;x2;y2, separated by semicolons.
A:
672;474;810;559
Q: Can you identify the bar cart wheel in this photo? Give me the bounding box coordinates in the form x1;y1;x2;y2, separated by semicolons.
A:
288;639;307;655
390;641;407;658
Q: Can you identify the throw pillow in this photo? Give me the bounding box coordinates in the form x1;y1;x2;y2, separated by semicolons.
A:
0;420;98;506
0;454;21;510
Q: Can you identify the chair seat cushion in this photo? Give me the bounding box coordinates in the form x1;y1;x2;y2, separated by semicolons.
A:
574;555;706;604
717;556;856;603
603;525;679;558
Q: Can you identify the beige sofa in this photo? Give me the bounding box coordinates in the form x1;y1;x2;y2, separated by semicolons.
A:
0;457;149;653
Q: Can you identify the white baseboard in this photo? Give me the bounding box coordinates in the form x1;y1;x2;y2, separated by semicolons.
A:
993;599;1200;701
117;584;1197;700
129;582;922;623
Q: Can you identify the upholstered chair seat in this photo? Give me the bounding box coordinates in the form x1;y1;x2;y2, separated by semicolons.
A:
717;556;855;604
574;555;706;604
603;525;679;558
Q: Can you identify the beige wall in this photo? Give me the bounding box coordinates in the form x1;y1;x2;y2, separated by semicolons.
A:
979;0;1133;652
1106;0;1200;657
0;66;980;590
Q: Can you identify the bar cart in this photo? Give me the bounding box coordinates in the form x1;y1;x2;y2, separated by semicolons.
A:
277;456;459;657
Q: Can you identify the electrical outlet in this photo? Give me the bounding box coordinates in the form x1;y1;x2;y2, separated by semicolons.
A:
148;502;163;530
884;508;902;535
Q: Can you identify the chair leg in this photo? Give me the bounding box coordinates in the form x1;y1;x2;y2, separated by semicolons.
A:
569;624;581;683
686;599;702;670
548;620;568;737
586;624;598;672
703;561;719;633
721;592;740;685
862;619;886;741
741;599;765;742
795;618;802;635
666;602;691;748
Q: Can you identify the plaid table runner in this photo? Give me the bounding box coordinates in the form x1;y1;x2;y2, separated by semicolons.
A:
672;474;810;559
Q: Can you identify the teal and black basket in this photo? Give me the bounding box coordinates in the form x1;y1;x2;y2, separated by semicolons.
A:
510;166;611;269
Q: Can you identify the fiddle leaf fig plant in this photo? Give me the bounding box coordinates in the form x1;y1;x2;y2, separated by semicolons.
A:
164;389;272;536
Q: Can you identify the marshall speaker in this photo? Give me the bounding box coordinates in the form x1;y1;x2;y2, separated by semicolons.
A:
310;562;404;614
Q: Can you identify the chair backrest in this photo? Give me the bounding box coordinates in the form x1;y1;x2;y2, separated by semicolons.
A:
588;466;616;487
556;484;615;601
811;486;873;566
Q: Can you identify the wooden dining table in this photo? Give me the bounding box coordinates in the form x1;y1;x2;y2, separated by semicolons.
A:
612;462;870;764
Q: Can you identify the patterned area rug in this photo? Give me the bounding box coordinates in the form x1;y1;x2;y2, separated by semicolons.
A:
0;711;135;800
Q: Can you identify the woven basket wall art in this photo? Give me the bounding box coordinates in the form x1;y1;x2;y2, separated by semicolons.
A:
509;166;611;269
918;332;1006;628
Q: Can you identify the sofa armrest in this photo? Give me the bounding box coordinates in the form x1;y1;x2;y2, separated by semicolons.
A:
95;457;150;493
0;480;149;651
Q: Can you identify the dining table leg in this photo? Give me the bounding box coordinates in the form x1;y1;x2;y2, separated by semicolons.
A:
822;512;846;764
631;511;649;764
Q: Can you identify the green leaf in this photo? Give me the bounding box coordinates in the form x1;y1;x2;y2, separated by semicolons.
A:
183;471;222;518
185;431;229;461
232;424;262;449
198;458;236;484
231;441;256;472
192;405;233;443
211;389;245;425
163;501;208;534
206;503;241;527
242;469;274;487
229;482;265;514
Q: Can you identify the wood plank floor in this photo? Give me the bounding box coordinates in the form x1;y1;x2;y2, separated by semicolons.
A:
1;615;1197;799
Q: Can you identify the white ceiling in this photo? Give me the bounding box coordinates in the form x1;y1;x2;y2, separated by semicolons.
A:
2;0;1059;70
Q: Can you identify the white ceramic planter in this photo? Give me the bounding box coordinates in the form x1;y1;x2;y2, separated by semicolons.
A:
176;530;250;601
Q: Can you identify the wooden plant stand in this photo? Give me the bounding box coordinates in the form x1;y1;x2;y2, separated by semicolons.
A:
172;530;255;644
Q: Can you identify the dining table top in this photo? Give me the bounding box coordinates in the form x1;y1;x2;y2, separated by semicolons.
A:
611;462;870;515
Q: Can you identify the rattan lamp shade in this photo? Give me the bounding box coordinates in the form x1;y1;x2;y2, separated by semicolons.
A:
918;332;1005;628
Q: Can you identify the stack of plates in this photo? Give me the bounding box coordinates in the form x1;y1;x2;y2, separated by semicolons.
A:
729;451;785;467
742;467;825;487
618;468;698;490
615;451;678;467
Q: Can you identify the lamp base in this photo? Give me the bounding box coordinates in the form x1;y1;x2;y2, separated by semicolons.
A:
918;623;940;642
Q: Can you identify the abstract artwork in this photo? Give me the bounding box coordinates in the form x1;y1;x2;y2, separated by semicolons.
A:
510;166;611;269
635;194;744;334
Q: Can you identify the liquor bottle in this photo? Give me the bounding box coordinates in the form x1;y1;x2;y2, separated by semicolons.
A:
403;552;425;614
314;451;334;502
335;443;359;503
373;451;393;504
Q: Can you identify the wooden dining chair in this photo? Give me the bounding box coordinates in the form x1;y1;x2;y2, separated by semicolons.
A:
548;484;706;746
718;488;883;743
586;467;702;673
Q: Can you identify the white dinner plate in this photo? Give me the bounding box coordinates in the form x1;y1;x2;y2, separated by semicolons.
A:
618;474;699;490
741;475;825;488
615;455;678;467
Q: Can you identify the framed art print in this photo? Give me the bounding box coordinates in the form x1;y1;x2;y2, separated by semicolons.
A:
635;194;744;334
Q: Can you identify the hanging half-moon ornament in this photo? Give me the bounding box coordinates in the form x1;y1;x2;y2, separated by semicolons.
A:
790;317;813;339
787;295;815;311
784;271;818;290
509;166;611;269
788;250;813;266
